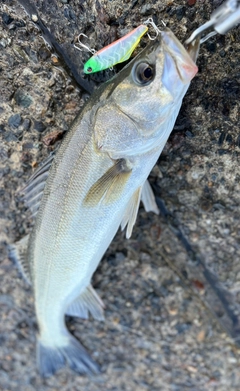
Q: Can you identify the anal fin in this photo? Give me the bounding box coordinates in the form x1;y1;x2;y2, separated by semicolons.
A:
66;285;105;321
121;187;142;239
141;180;159;215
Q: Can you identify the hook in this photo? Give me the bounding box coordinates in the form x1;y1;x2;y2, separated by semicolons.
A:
74;33;96;54
143;17;162;40
200;31;217;44
185;0;240;45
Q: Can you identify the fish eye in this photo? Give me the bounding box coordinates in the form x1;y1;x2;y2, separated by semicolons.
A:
133;62;155;85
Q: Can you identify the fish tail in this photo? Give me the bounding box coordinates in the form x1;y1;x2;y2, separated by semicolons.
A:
37;333;100;377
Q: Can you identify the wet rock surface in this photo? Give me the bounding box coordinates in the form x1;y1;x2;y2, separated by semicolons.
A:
0;1;240;390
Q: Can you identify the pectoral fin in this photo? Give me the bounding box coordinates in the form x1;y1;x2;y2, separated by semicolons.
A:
141;180;159;215
84;159;131;206
66;285;105;321
121;187;142;239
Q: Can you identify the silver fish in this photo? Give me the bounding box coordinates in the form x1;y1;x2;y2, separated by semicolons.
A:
11;28;199;377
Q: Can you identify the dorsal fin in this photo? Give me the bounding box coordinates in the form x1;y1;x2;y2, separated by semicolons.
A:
21;153;55;217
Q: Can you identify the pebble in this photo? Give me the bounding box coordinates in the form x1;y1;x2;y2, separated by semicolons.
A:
228;357;237;364
176;6;186;21
218;149;230;155
4;131;18;142
51;55;60;65
140;4;153;15
175;322;191;334
206;41;217;53
219;49;226;58
192;280;204;290
22;142;34;150
187;365;197;373
0;147;8;161
38;46;51;61
197;330;206;342
42;130;64;146
22;118;31;131
8;114;22;129
226;134;233;144
0;38;8;48
0;124;6;133
2;12;14;25
218;131;226;145
24;48;38;63
14;89;33;108
63;7;76;21
236;135;240;148
31;14;38;22
34;120;46;133
185;130;194;138
200;198;213;212
211;173;218;181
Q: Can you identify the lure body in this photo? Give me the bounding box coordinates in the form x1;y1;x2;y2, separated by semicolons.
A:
84;24;148;74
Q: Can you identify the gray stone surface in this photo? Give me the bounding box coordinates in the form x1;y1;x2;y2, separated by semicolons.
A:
0;0;240;390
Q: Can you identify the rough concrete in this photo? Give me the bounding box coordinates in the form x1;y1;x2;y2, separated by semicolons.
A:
0;0;240;390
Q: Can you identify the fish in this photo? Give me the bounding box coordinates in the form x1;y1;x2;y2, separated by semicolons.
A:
10;28;199;377
83;24;148;74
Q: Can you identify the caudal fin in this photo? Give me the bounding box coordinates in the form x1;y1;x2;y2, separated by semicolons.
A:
37;334;100;377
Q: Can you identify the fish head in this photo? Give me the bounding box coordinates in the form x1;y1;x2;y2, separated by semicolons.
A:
111;28;199;125
160;28;199;95
94;29;199;157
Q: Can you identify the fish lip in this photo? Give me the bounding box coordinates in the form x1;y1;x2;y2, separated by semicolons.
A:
161;28;199;83
185;36;201;63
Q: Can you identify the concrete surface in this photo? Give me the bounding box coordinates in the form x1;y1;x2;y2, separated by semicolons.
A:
0;0;240;390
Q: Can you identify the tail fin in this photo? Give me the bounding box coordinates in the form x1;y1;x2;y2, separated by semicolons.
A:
37;334;100;377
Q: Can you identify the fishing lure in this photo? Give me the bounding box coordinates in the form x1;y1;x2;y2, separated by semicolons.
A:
83;24;148;74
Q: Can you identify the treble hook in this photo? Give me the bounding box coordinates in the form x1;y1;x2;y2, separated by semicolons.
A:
74;33;96;54
143;17;162;40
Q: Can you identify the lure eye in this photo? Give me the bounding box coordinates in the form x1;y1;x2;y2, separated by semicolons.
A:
133;62;155;85
87;67;93;73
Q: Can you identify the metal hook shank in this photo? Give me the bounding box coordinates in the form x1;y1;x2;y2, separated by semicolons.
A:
74;33;96;54
185;0;240;45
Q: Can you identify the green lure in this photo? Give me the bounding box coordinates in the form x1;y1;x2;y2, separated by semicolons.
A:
84;24;148;74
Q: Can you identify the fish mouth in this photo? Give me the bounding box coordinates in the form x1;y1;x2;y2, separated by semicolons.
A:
185;36;201;63
161;28;199;84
